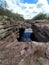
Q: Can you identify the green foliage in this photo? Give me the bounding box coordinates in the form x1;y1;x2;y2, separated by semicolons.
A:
32;13;49;20
15;13;24;20
0;5;24;20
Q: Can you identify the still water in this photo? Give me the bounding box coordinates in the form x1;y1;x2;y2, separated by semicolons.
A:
20;28;33;42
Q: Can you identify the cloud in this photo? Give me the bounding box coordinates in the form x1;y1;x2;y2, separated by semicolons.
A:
37;0;49;13
4;0;49;19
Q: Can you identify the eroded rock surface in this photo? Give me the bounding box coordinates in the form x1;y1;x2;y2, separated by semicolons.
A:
0;16;31;39
0;41;49;65
1;17;49;42
0;18;49;65
32;20;49;42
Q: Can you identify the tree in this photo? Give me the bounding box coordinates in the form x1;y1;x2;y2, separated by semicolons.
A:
32;13;47;20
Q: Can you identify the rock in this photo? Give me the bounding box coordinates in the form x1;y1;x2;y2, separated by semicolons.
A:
32;20;49;42
0;18;49;65
0;40;49;65
20;50;25;56
35;57;49;65
45;47;49;59
18;59;25;65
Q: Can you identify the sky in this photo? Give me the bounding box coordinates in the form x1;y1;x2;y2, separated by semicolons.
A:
0;0;49;19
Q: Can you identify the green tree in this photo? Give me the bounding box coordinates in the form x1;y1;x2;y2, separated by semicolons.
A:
32;13;49;20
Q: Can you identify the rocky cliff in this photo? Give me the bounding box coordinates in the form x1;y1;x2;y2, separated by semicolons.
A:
32;20;49;42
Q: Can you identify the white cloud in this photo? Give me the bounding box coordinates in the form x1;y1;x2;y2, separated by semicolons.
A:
37;0;49;13
4;0;49;19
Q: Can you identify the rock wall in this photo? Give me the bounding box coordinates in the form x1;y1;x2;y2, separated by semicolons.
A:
0;16;31;40
0;17;49;42
32;20;49;42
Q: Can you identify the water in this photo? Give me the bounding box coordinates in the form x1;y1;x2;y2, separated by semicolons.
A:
20;28;33;42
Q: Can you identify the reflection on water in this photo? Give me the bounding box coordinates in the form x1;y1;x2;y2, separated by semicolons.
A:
20;28;33;42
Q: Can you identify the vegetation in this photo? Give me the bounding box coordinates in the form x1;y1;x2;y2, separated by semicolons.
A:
0;5;24;21
32;13;49;20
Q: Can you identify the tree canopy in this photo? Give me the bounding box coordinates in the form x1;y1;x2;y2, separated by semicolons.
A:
32;13;49;20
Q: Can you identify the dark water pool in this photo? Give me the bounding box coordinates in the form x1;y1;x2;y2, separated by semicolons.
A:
20;28;33;42
17;28;38;42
